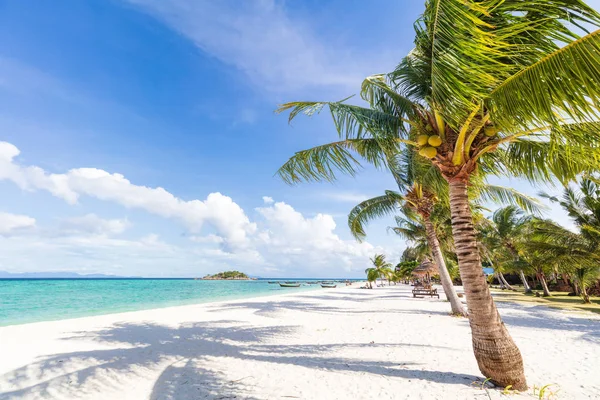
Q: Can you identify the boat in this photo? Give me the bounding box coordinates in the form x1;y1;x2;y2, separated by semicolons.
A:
279;283;301;288
284;281;298;284
306;281;319;285
267;281;278;284
321;284;337;288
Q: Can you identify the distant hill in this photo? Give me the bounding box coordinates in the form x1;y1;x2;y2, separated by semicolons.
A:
0;271;135;279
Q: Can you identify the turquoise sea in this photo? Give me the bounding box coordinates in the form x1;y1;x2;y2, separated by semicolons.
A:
0;279;341;327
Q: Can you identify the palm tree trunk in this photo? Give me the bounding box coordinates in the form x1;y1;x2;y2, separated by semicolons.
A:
518;270;532;293
581;284;591;304
498;272;516;291
424;219;467;316
537;272;551;297
448;180;527;391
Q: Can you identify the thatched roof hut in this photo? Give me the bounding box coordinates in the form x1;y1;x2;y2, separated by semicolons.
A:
412;259;438;277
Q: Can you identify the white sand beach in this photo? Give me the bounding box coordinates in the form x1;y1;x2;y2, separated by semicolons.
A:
1;285;598;400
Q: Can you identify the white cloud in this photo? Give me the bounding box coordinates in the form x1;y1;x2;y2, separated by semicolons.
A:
0;141;393;277
124;0;399;93
0;212;36;236
189;234;224;244
59;214;131;236
0;142;256;250
254;201;378;274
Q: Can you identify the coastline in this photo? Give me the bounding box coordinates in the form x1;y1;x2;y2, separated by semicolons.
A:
0;279;330;327
1;285;598;399
0;282;345;329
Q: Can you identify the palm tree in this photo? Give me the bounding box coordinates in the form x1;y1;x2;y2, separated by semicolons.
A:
530;177;600;303
351;187;467;315
528;220;600;303
481;206;534;293
277;3;600;389
365;254;393;288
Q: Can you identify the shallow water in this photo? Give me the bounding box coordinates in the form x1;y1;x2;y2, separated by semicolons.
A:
0;279;331;326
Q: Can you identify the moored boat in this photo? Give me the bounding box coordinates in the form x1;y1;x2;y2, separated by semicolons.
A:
321;284;336;288
279;283;301;288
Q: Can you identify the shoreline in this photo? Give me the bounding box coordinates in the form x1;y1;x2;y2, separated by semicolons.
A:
0;279;341;328
1;283;354;329
1;285;598;399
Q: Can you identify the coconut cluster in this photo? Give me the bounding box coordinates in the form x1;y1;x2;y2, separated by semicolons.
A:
416;126;442;159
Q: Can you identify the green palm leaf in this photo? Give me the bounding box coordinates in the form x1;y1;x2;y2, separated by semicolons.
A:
476;185;545;216
489;30;600;130
348;191;405;241
276;100;406;140
276;138;402;184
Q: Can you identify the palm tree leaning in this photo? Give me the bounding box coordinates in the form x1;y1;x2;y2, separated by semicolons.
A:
350;183;467;316
277;2;600;390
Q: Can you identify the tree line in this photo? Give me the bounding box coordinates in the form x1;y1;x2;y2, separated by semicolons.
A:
274;0;600;391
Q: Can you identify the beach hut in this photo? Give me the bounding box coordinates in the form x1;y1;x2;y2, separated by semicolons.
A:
412;259;438;286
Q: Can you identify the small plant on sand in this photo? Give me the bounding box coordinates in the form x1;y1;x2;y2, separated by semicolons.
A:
533;384;561;400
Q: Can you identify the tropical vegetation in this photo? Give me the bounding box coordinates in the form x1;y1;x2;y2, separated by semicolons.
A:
365;254;394;289
276;0;600;392
202;271;250;280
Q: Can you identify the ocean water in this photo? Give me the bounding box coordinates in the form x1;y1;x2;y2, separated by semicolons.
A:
0;279;336;327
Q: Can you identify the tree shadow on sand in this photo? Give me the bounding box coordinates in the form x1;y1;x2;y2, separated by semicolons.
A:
494;301;600;344
0;320;480;399
208;299;454;318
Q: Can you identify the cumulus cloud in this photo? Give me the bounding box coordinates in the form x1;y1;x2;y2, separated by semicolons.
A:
0;212;36;235
189;234;224;244
0;141;392;277
254;201;378;274
0;142;256;250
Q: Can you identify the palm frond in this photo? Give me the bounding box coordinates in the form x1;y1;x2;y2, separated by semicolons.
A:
493;138;600;184
408;0;509;125
348;191;404;241
277;100;405;140
276;138;402;184
360;74;417;119
476;185;545;216
489;30;600;130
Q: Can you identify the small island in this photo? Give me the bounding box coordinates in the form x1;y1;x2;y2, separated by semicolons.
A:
201;271;253;280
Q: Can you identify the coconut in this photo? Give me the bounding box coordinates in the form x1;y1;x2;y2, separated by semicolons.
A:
428;135;442;147
484;126;497;137
418;146;437;159
416;135;429;146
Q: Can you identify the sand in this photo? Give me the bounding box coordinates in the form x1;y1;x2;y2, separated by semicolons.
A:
0;284;598;399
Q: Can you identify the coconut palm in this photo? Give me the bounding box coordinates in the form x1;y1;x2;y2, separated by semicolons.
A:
277;2;600;389
481;206;534;293
530;177;600;302
365;254;394;288
348;147;467;315
396;259;419;281
527;220;600;303
351;187;467;315
364;268;379;289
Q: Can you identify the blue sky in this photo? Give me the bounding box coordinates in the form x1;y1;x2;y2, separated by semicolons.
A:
0;0;595;278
